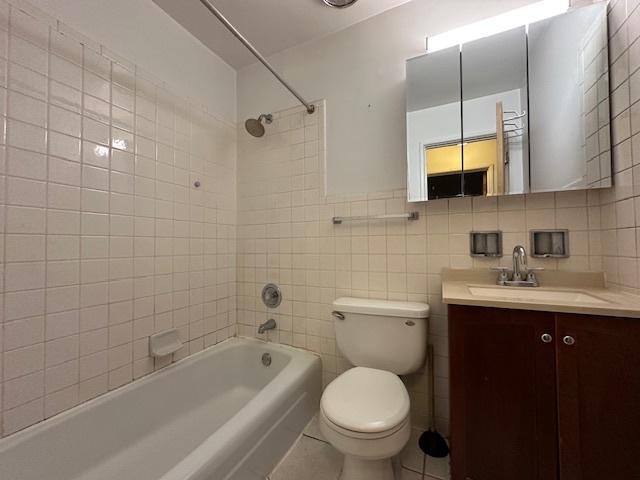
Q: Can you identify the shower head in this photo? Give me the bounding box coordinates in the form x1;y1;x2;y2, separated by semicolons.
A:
245;113;273;138
322;0;359;7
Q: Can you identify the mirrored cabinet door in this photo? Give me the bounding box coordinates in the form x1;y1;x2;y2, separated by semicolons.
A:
528;3;610;192
461;26;528;197
407;46;462;202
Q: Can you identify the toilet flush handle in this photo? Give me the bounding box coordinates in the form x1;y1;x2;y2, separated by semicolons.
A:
331;311;345;320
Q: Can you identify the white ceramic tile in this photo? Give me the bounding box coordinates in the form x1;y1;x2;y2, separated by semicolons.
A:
50;54;82;90
6;176;45;206
3;343;44;379
7;90;45;126
10;35;47;73
4;316;44;350
9;62;46;101
7;118;45;153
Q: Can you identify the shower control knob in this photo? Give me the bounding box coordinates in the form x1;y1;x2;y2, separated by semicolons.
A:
541;333;553;343
261;283;282;308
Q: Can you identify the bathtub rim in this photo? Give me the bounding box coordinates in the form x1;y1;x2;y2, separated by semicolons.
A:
0;336;320;450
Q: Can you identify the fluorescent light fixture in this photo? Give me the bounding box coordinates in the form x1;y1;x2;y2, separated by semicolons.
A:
427;0;569;53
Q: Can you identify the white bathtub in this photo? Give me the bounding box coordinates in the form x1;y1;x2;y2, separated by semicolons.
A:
0;337;322;480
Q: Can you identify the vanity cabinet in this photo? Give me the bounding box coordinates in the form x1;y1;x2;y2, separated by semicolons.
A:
449;305;640;480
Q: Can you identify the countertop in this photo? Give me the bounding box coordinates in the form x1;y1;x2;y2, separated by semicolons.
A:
442;269;640;318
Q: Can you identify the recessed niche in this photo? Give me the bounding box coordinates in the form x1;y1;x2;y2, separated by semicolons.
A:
469;231;502;257
530;230;569;258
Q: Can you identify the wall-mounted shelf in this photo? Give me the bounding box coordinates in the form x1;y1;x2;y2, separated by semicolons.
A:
149;329;183;357
530;229;569;258
332;212;419;224
469;231;503;257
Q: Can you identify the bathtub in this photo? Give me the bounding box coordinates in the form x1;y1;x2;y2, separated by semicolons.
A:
0;337;322;480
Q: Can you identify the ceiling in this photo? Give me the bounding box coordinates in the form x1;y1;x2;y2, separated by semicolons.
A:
152;0;413;69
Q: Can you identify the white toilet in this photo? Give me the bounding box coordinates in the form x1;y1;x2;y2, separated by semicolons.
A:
320;297;429;480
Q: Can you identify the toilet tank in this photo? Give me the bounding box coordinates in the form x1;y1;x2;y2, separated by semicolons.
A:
332;297;429;375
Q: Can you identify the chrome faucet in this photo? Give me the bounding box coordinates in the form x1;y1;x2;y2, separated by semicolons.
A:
512;245;528;281
258;318;277;334
492;245;542;287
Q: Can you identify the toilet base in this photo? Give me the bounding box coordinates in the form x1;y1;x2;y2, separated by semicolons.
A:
340;455;395;480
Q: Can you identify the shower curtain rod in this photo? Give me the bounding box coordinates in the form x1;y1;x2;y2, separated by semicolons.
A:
198;0;316;114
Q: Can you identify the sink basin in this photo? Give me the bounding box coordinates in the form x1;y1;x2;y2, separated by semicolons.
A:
467;286;609;304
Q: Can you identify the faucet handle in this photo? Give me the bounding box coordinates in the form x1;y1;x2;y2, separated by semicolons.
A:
490;266;510;285
526;268;543;286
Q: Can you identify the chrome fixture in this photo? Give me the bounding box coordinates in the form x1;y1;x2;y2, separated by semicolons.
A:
322;0;359;8
261;352;272;366
512;245;528;281
245;114;273;138
541;333;553;343
331;311;345;320
563;335;576;346
332;211;419;225
198;0;316;114
491;245;543;287
261;283;282;308
258;318;277;334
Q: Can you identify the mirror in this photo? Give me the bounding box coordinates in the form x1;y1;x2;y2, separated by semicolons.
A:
528;3;610;191
406;2;610;202
462;27;528;196
406;46;462;201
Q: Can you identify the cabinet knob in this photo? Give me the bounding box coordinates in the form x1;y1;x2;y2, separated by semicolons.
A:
563;335;576;346
541;333;553;343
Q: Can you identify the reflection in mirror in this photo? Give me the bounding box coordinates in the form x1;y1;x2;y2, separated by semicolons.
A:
528;3;610;192
462;26;528;196
406;46;461;201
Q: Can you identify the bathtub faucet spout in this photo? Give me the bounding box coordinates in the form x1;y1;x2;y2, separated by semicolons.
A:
258;318;277;334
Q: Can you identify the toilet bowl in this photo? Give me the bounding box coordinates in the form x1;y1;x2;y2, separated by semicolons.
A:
319;367;411;480
322;298;429;480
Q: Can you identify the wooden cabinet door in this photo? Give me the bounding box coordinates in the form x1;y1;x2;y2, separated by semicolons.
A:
449;306;558;480
555;313;640;480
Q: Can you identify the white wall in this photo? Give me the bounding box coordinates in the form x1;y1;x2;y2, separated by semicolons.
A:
237;0;541;196
27;0;237;123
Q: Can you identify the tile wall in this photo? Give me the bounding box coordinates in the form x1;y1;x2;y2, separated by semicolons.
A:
601;0;640;292
0;1;237;436
236;103;604;435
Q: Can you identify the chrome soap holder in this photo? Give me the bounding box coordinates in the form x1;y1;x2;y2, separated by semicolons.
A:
469;231;503;257
530;230;569;258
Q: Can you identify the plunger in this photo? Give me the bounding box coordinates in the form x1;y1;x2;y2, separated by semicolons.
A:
418;345;449;478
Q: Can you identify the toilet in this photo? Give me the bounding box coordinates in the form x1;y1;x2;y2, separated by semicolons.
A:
320;297;429;480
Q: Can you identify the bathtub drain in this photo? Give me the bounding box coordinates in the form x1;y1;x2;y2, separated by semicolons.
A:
262;353;272;366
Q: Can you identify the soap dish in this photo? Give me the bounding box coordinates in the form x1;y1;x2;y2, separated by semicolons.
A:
530;229;569;258
469;231;503;257
149;329;183;357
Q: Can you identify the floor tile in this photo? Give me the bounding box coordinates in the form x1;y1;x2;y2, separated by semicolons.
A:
401;427;450;479
270;435;342;480
303;413;326;442
401;468;423;480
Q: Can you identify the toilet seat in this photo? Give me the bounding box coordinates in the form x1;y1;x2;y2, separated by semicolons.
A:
319;404;411;462
320;367;410;436
320;408;409;440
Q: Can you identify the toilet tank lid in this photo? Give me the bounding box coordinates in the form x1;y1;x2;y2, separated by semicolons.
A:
333;297;429;319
